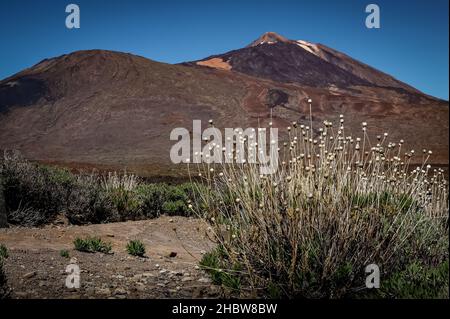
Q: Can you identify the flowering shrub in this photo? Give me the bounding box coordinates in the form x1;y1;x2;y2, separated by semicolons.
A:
191;115;449;298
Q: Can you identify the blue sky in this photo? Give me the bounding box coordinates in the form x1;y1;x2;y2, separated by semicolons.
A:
0;0;448;99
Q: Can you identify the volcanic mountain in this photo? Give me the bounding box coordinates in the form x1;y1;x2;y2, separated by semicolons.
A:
190;32;424;96
0;32;448;177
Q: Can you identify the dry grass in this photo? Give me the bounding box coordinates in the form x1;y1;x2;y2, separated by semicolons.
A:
101;171;140;192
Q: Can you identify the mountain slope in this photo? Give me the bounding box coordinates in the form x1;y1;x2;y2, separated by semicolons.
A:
0;39;448;177
0;50;253;174
192;41;371;88
190;32;429;98
294;40;422;94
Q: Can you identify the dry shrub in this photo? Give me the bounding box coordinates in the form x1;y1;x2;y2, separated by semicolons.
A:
0;152;196;225
191;115;449;298
1;151;74;225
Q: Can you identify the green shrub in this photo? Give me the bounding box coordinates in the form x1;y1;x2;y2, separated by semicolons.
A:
136;183;196;217
136;184;166;218
162;200;186;215
165;184;192;215
100;172;141;221
135;183;169;218
107;188;140;220
373;261;449;299
200;246;242;293
267;282;282;299
73;238;90;252
126;240;146;257
0;244;8;260
60;249;70;258
74;237;112;254
0;259;8;299
0;243;8;299
200;249;222;284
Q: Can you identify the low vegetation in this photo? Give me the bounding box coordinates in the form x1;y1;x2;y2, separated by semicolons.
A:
0;151;199;226
373;261;449;299
0;244;8;260
126;240;146;257
73;237;112;254
0;243;9;299
191;116;449;298
59;249;70;258
200;245;242;293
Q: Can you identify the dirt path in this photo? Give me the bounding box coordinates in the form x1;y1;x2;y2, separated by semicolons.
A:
0;216;221;299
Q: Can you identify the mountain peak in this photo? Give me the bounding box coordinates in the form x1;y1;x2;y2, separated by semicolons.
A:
194;32;422;95
247;32;290;47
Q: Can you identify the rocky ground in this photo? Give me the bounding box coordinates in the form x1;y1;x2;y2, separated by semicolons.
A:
0;216;223;299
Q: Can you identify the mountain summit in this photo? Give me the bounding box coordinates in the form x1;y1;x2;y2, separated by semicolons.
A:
247;32;290;47
192;32;422;95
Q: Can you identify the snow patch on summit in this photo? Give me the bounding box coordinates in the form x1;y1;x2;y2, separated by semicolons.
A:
296;40;321;57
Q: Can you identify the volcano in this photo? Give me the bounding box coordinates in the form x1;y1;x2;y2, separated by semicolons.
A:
190;32;424;95
0;32;448;177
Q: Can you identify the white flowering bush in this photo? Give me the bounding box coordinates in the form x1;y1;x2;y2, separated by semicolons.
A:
191;114;449;298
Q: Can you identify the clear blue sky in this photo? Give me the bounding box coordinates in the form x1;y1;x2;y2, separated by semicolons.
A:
0;0;448;100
